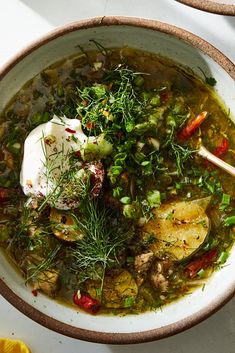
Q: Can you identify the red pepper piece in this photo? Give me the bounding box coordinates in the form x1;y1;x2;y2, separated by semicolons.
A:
74;150;81;158
178;111;208;141
73;291;100;314
86;122;95;130
65;128;76;134
31;290;38;297
213;138;229;158
205;138;229;167
185;248;217;278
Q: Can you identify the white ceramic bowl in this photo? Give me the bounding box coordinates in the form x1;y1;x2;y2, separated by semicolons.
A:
0;17;235;344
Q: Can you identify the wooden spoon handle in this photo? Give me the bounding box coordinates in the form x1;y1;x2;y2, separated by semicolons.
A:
198;145;235;177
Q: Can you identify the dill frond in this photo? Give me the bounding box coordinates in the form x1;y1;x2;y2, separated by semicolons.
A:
26;243;61;283
168;142;195;176
70;199;133;296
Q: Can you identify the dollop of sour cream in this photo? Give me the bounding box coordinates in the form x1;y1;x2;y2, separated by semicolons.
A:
20;115;90;210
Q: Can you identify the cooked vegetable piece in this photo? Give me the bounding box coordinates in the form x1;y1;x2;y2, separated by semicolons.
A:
31;269;60;297
144;197;211;261
185;249;217;278
178;111;208;141
212;138;229;158
73;290;100;314
50;209;84;242
101;270;138;309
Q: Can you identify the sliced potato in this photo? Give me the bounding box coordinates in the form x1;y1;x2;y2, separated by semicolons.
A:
102;270;138;308
86;270;138;309
143;197;211;261
50;209;84;242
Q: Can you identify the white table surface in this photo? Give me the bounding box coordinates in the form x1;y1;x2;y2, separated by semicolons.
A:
0;1;235;352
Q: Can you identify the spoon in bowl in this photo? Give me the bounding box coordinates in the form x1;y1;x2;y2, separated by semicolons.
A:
198;144;235;177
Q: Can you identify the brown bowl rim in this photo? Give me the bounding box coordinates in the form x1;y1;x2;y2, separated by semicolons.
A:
176;0;235;15
0;16;235;344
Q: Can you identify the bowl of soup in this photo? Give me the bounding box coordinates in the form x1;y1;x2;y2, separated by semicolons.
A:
0;17;235;344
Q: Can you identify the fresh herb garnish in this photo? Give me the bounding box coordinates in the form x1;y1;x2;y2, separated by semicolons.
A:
70;199;133;297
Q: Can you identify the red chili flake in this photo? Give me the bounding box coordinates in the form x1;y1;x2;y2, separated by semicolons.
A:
185;248;217;279
0;188;9;202
86;122;95;130
32;290;38;297
74;150;81;158
73;291;100;314
65;128;76;134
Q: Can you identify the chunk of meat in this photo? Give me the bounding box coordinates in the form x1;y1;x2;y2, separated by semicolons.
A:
84;161;104;197
134;252;154;274
150;259;173;292
31;270;60;297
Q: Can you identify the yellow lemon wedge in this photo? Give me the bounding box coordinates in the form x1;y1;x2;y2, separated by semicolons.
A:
0;338;31;353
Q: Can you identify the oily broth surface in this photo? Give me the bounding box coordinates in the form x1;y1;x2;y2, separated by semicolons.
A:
0;47;235;315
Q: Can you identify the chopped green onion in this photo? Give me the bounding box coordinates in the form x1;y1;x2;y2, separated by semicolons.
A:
95;287;102;297
221;193;231;205
123;296;135;308
120;196;131;205
217;251;229;264
109;166;123;176
150;96;160;106
134;75;144;87
141;161;150;166
224;216;235;227
219;193;231;211
147;190;161;208
7;142;21;155
197;269;206;278
123;202;140;219
113;187;123;198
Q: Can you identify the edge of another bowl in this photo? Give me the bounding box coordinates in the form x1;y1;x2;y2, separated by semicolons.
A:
176;0;235;16
0;16;235;344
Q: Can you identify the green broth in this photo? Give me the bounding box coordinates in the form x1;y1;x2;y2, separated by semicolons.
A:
0;47;235;315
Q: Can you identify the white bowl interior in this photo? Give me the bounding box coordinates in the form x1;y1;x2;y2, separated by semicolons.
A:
0;23;235;335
